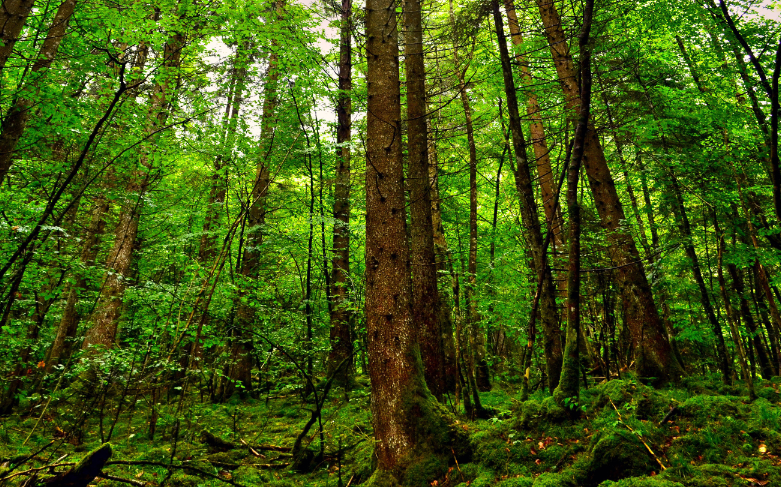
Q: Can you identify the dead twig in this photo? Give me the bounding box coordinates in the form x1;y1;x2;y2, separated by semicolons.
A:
96;473;146;486
609;398;667;471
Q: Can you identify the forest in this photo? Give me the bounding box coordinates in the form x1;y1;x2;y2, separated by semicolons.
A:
0;0;780;484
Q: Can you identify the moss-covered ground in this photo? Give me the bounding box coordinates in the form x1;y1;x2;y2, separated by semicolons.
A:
2;375;781;486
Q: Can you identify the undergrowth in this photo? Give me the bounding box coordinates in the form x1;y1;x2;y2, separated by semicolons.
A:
1;375;781;486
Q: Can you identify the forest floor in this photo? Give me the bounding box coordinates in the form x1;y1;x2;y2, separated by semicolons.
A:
1;374;781;486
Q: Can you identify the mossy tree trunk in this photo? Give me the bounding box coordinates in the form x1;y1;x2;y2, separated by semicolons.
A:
552;0;593;404
364;0;469;481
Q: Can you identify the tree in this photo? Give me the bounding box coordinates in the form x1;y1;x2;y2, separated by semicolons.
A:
363;0;467;481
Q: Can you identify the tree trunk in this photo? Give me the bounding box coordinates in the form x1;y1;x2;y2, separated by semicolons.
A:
327;0;353;387
83;31;184;351
551;0;593;404
503;0;565;250
405;0;447;400
492;0;562;393
716;221;755;399
364;0;468;479
0;0;35;71
447;0;489;393
224;33;281;399
428;119;458;396
534;0;680;382
46;196;109;371
0;0;78;185
728;263;774;379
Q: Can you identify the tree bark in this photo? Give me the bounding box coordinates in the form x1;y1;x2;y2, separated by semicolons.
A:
224;26;281;399
0;0;35;71
0;0;77;185
716;221;755;398
491;0;562;393
82;31;184;351
327;0;353;387
364;0;468;479
428;119;458;396
534;0;680;382
405;0;447;400
552;0;593;404
503;0;564;249
447;0;490;393
728;263;774;379
46;196;109;371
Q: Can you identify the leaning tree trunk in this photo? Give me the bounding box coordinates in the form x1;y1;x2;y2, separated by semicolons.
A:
46;196;109;371
326;0;354;387
491;0;562;393
0;0;36;72
534;0;680;382
0;0;77;185
363;0;468;481
82;32;184;351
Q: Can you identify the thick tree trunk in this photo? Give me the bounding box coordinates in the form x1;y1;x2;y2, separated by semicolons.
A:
327;0;353;387
405;0;447;400
492;1;562;393
364;0;468;480
0;0;77;185
534;0;680;382
0;0;35;71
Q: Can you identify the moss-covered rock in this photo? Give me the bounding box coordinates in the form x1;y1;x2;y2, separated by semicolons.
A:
516;397;569;430
591;379;667;420
678;395;740;426
585;429;656;485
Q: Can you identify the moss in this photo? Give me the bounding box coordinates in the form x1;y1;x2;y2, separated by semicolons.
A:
599;478;684;486
585;429;656;485
678;395;740;426
206;449;246;468
496;476;534;487
167;472;201;487
516;397;569;430
591;379;667;420
365;373;472;487
532;472;579;486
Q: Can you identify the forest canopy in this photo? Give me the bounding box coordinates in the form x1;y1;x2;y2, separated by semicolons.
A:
0;0;780;485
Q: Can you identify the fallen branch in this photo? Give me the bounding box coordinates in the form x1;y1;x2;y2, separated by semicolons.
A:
96;473;145;486
0;462;76;481
105;460;246;487
609;399;667;471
